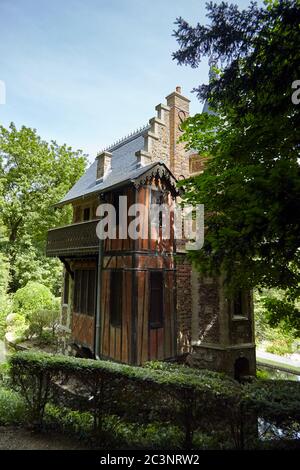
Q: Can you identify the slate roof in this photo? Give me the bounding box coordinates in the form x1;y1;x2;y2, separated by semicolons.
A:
56;128;177;206
58;131;143;205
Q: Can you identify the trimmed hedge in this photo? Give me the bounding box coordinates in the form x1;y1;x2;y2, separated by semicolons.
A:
8;351;300;449
242;379;300;445
0;387;27;425
9;351;240;448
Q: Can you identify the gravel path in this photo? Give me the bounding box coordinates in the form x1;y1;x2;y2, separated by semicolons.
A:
0;426;91;450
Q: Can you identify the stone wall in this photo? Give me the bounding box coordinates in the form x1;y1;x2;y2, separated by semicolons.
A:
176;253;192;353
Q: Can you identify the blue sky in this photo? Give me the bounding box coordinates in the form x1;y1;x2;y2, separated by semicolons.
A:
0;0;256;162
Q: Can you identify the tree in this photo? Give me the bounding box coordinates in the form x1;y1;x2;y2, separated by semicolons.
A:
0;250;11;339
0;123;87;292
173;1;300;299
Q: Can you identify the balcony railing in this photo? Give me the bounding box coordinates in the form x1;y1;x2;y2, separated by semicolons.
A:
46;220;99;257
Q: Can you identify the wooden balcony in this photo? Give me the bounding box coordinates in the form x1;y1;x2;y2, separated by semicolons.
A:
46;220;99;257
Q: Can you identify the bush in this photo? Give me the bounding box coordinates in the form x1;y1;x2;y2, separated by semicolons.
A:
5;313;29;343
265;326;295;356
26;307;60;340
13;282;60;340
0;387;27;425
45;404;93;438
9;351;240;447
254;289;299;355
13;281;57;315
0;362;11;387
44;404;184;449
10;351;300;449
242;379;300;444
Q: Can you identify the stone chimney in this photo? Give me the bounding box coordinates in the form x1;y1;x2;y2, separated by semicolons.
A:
166;86;190;179
96;151;112;181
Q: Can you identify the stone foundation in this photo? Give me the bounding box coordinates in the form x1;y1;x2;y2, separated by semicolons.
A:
188;344;256;378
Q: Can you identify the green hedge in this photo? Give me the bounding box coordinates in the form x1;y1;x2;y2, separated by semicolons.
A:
9;351;240;448
242;379;300;445
0;387;27;425
8;351;300;449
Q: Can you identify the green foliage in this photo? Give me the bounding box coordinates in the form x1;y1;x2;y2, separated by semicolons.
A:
8;351;300;448
264;328;295;356
0;252;11;339
12;282;59;340
256;368;271;381
0;387;27;425
254;289;299;355
5;313;29;343
243;379;300;441
263;297;300;335
173;1;300;303
45;404;184;449
9;351;240;447
13;281;57;316
45;404;93;438
0;122;86;293
11;241;63;296
26;308;60;340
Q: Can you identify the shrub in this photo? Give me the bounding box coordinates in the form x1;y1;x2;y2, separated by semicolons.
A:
13;282;60;340
256;368;271;380
254;289;299;356
9;351;240;447
0;387;27;425
45;404;93;438
265;326;295;356
13;281;57;316
8;351;300;449
242;379;300;445
5;313;29;342
26;308;60;339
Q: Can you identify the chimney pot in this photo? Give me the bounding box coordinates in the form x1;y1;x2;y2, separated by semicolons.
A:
176;86;181;93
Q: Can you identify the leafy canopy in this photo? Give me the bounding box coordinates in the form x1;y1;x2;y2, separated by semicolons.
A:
0;123;87;292
173;0;300;296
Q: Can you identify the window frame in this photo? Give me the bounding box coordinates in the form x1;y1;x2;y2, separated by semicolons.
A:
232;290;248;320
73;268;97;317
149;270;164;329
